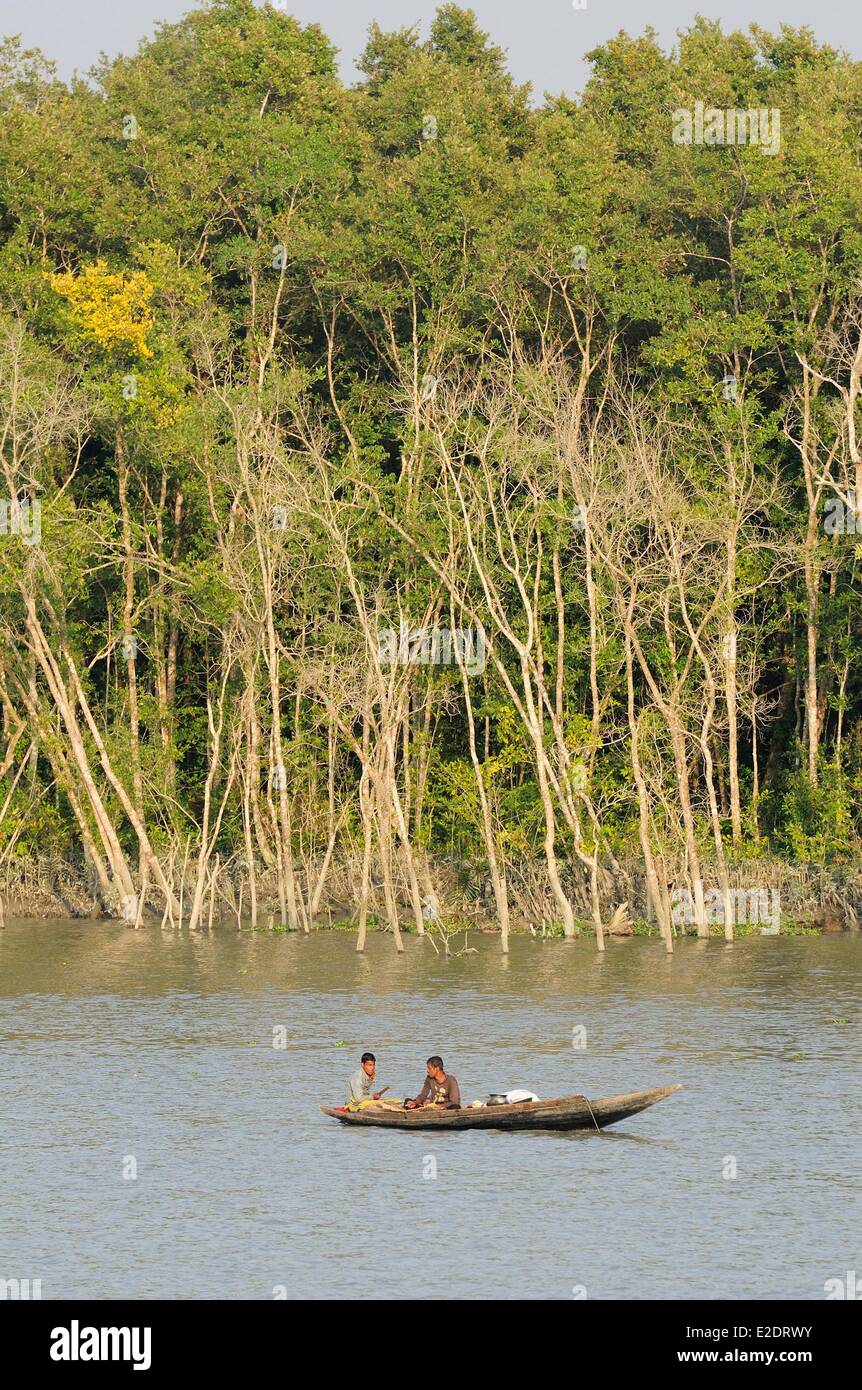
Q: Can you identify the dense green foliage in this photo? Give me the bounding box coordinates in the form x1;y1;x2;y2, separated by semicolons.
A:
1;2;861;938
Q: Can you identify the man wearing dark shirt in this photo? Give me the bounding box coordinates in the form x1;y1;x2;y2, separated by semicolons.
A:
406;1055;461;1109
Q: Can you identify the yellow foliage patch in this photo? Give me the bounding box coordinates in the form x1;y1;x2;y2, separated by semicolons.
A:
48;260;154;358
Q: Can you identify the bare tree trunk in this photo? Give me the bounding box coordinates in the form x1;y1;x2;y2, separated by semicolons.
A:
453;595;510;951
116;432;143;823
625;635;673;952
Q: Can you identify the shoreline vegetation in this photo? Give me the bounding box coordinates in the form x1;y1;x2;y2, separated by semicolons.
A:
3;851;858;943
3;4;862;953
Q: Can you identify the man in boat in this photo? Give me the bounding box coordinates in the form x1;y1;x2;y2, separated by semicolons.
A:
346;1052;384;1106
405;1056;461;1109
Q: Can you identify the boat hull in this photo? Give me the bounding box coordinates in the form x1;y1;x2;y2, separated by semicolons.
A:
321;1084;681;1131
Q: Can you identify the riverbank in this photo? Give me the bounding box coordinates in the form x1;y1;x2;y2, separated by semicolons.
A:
3;851;860;938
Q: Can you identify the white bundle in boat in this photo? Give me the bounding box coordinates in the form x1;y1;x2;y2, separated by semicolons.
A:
504;1088;539;1103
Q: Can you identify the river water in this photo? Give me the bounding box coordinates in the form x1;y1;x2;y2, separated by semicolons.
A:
1;919;859;1300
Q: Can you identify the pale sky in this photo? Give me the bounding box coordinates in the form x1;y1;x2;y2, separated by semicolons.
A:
0;0;858;99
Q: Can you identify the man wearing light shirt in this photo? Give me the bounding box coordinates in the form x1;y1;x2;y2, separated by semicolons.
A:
346;1051;383;1105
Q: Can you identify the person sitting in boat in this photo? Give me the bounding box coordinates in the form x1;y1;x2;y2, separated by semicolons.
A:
405;1056;461;1109
347;1052;384;1106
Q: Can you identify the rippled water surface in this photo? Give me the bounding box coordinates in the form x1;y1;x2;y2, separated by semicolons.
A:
1;920;860;1299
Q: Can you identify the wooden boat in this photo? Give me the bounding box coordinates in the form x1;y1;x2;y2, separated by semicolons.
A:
321;1083;681;1131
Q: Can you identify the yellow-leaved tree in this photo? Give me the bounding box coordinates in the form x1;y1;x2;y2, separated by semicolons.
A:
50;260;154;358
47;253;190;430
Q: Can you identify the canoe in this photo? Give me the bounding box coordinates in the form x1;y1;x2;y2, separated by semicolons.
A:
321;1083;681;1131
